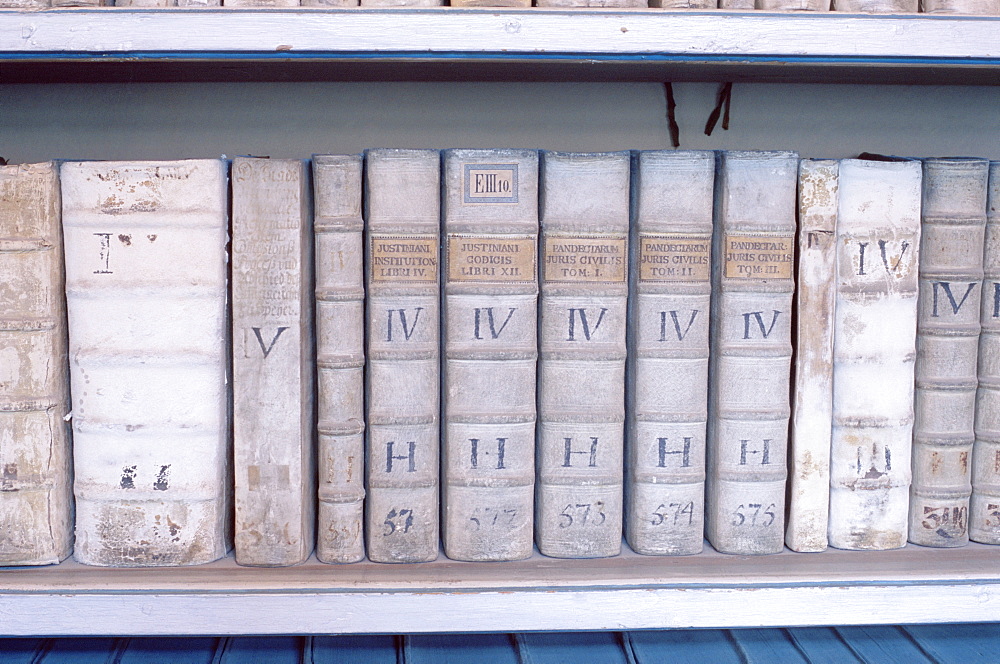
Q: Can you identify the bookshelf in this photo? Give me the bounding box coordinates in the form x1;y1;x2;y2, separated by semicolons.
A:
2;7;1000;637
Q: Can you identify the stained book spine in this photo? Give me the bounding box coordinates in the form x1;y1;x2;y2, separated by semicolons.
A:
706;150;797;555
972;161;1000;544
0;162;72;566
365;149;441;563
785;159;838;553
442;149;539;562
313;155;366;563
910;158;989;548
231;157;315;567
829;158;922;551
625;151;714;556
62;160;230;567
535;151;629;559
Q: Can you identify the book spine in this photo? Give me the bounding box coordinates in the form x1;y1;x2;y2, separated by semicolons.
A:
365;149;441;564
910;158;989;548
442;149;539;562
706;150;797;555
829;158;922;551
0;162;73;566
920;0;998;13
832;0;918;9
62;159;230;567
625;151;714;556
785;159;838;553
972;161;1000;544
232;157;315;567
313;155;366;564
535;151;629;559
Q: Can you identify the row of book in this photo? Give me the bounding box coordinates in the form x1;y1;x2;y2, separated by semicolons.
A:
2;0;997;12
0;150;997;569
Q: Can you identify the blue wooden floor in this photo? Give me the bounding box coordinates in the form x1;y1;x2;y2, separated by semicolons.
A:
2;626;999;664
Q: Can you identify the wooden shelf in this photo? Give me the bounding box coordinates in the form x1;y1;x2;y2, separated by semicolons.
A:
4;543;1000;635
0;9;999;83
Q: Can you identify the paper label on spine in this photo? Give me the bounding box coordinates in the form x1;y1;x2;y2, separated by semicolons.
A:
724;233;794;280
543;235;626;284
638;233;710;283
463;164;518;204
447;234;536;284
370;234;438;284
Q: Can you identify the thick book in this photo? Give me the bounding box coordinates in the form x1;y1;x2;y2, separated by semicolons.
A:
115;0;220;5
785;159;838;553
0;162;73;566
313;154;366;564
706;150;797;556
232;157;315;567
625;150;714;557
831;0;918;9
442;148;539;562
535;0;645;6
62;159;230;567
758;0;829;7
910;157;989;548
365;148;441;564
920;0;997;12
829;157;922;551
972;160;1000;544
536;151;629;559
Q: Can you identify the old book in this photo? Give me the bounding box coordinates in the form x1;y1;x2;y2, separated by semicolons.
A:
365;148;441;564
972;161;1000;544
224;0;298;6
442;148;539;562
785;159;838;553
363;0;442;5
0;162;72;566
920;0;997;12
910;158;989;548
313;154;365;564
301;0;357;5
706;150;797;556
832;0;917;10
829;157;922;551
758;0;828;8
650;0;715;6
115;0;220;5
625;150;714;557
718;0;754;8
62;159;230;567
536;151;629;559
231;157;315;567
449;0;526;5
0;0;49;6
536;0;645;6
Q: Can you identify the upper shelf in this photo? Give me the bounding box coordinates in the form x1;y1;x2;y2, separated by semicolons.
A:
1;8;1000;83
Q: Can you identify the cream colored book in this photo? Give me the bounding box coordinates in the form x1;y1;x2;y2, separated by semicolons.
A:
625;150;713;557
232;157;315;567
829;157;922;551
536;0;645;6
832;0;917;10
364;0;441;5
758;0;828;8
536;151;629;559
365;148;440;564
224;0;298;6
972;161;1000;544
115;0;220;6
920;0;997;12
0;162;72;566
442;148;539;562
63;159;230;567
706;150;797;556
785;159;838;553
314;154;366;564
649;0;715;6
910;157;989;548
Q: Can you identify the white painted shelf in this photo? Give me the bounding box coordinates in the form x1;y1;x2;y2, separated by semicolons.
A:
4;543;1000;635
0;9;999;82
1;6;1000;638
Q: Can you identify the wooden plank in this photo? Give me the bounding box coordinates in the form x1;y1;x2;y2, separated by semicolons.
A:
36;638;122;664
901;624;1000;664
6;545;1000;594
833;626;934;664
310;635;398;664
516;632;630;664
626;629;742;663
727;629;808;664
783;627;862;663
405;634;519;664
0;639;46;664
117;637;220;664
216;637;306;664
0;10;998;62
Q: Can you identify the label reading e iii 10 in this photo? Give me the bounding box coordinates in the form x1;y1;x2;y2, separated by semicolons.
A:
464;164;519;204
